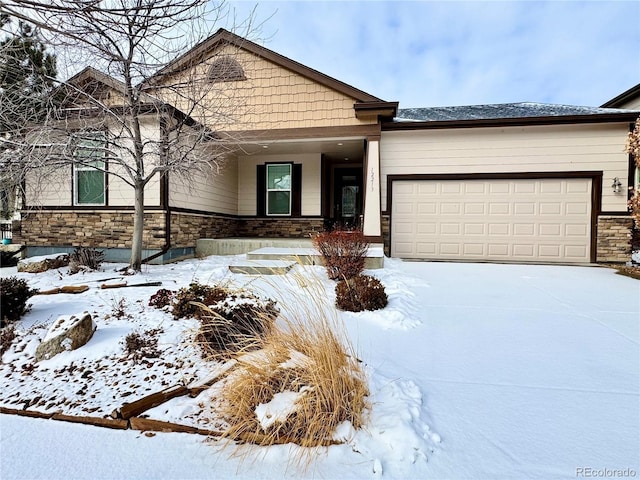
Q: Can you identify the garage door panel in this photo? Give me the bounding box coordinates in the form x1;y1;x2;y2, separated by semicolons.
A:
391;178;592;263
488;244;512;256
513;223;535;236
489;203;510;215
514;202;536;215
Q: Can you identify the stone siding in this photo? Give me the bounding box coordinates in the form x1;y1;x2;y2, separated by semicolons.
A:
597;215;633;263
170;212;238;247
237;217;324;238
17;210;166;249
381;214;390;256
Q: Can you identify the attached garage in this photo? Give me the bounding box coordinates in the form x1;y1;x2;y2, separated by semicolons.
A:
390;175;598;263
380;110;637;264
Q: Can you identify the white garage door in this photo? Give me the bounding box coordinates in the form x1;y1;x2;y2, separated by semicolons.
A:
391;178;592;263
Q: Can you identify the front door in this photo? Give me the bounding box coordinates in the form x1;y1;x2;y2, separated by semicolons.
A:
333;167;363;229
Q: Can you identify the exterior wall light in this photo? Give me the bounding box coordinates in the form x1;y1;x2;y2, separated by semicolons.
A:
612;177;622;194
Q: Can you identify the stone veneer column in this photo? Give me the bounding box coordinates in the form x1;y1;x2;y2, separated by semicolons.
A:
596;215;633;263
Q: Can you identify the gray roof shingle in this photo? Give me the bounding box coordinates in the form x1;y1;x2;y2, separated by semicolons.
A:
396;102;639;122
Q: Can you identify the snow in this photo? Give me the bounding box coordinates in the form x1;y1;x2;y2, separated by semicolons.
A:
1;257;639;479
255;387;311;430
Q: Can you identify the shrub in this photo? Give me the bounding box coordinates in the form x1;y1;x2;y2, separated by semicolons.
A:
313;229;369;280
123;328;161;362
0;277;38;327
1;324;17;356
68;247;104;274
335;274;388;312
0;250;19;267
172;282;229;320
196;293;279;358
148;288;175;309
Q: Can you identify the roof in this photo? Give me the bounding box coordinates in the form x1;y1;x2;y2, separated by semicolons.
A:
383;102;640;130
143;28;384;104
395;102;637;122
601;83;640;108
65;66;161;106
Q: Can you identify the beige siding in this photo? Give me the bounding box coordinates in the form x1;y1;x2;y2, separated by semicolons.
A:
380;123;630;212
25;117;162;207
107;118;161;207
169;157;238;215
151;45;376;132
25;165;71;207
237;153;321;216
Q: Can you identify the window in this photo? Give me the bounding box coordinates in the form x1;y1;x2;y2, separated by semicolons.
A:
208;56;246;83
266;164;291;215
74;132;106;205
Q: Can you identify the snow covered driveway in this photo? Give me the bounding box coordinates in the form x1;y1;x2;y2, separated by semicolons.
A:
1;260;638;479
354;261;640;479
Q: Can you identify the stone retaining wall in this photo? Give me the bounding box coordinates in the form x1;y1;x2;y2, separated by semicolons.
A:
597;215;633;263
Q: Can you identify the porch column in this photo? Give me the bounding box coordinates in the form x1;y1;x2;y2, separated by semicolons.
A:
362;137;381;237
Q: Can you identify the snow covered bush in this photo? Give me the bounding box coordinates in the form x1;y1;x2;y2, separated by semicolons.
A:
68;247;104;274
123;329;161;362
0;277;38;326
172;282;229;320
313;229;369;280
195;292;278;358
148;288;175;309
335;274;388;312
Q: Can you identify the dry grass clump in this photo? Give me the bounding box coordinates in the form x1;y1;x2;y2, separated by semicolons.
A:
219;313;368;451
68;247;104;274
195;294;278;359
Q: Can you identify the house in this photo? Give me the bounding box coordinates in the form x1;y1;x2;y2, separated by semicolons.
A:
15;29;640;264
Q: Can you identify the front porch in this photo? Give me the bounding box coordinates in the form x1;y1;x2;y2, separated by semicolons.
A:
196;237;384;269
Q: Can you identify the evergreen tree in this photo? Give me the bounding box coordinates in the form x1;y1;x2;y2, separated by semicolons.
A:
0;16;57;219
0;17;57;133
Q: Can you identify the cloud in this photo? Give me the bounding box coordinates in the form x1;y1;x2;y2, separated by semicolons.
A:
229;0;639;107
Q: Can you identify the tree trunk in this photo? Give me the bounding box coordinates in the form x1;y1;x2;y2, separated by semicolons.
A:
130;181;144;271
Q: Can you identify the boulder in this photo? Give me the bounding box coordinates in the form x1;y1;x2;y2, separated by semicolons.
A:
18;253;69;273
35;312;96;362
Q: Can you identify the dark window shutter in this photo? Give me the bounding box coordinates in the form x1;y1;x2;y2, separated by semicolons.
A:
292;163;302;216
256;164;266;216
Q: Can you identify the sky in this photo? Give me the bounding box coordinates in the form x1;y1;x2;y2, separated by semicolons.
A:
223;0;640;109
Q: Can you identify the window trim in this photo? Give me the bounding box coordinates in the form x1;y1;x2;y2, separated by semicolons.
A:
73;132;107;206
266;163;292;216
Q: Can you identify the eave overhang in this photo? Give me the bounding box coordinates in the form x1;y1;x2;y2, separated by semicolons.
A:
354;101;399;120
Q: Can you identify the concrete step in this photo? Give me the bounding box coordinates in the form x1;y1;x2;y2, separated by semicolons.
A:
228;260;297;275
246;247;321;265
246;245;384;269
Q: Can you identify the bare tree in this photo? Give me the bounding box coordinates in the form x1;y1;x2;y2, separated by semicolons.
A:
0;0;257;271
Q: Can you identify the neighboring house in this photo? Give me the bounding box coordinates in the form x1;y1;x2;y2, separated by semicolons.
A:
602;82;640;192
15;29;640;264
601;82;640;110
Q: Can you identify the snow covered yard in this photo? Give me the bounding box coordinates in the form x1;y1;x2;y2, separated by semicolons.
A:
1;257;638;479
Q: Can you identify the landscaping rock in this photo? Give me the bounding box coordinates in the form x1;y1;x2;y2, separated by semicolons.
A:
18;253;69;273
35;312;96;362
